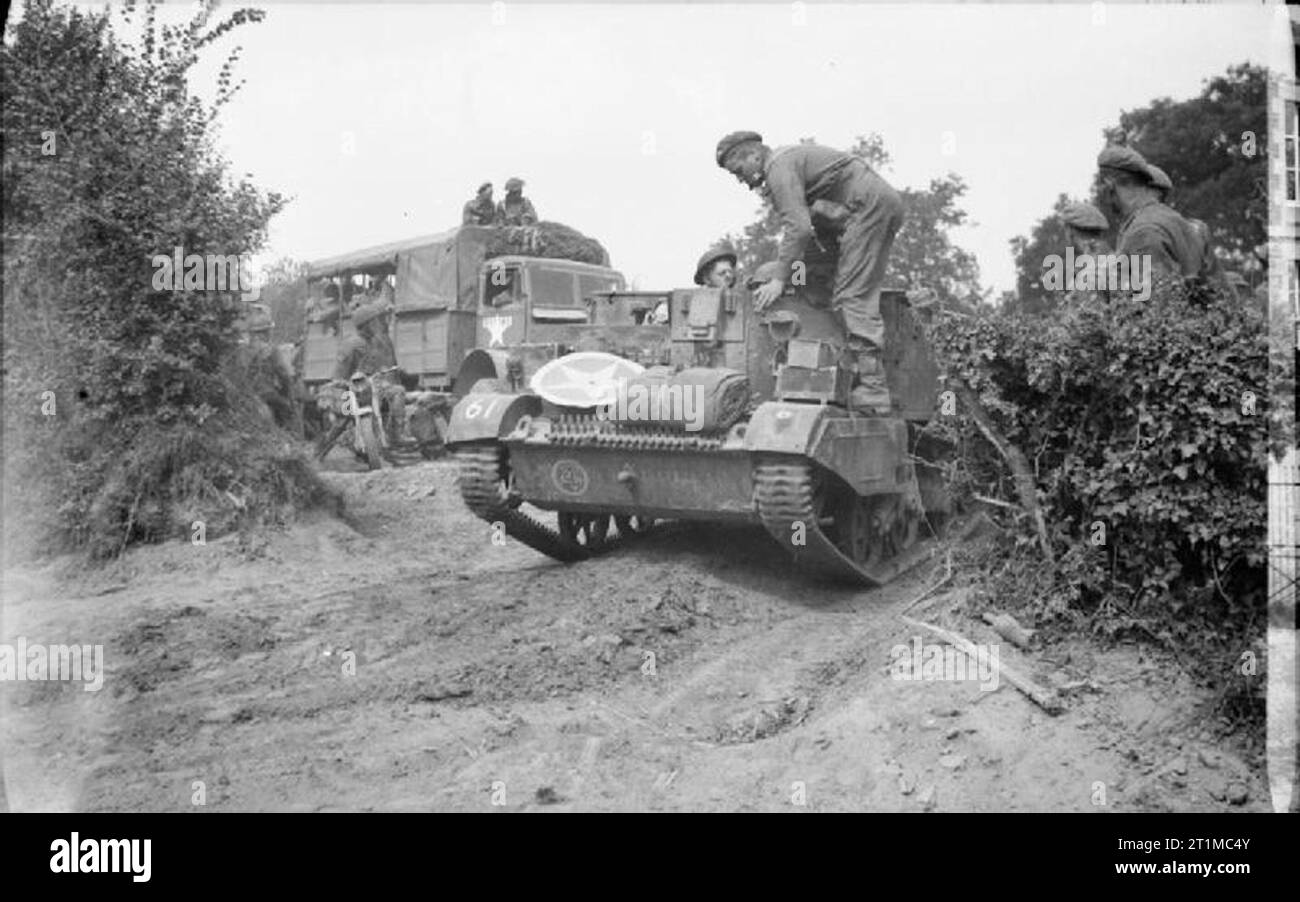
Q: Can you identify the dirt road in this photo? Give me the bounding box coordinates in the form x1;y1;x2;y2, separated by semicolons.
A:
1;458;1267;812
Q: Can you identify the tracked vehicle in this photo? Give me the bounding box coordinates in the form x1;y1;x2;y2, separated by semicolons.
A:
444;272;949;585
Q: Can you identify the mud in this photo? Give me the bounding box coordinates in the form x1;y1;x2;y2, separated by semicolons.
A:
1;459;1267;812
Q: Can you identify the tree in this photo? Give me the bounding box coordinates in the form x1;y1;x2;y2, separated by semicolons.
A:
718;134;983;307
258;256;310;344
3;0;330;556
1007;194;1078;314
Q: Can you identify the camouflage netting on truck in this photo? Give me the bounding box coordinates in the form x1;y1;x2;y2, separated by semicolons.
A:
483;221;609;267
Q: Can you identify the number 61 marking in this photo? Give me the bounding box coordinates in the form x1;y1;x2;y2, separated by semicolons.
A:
464;397;501;420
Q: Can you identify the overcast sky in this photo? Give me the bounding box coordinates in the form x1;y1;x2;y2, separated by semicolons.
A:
123;2;1277;293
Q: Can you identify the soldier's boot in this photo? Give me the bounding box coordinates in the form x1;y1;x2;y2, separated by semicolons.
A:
849;350;893;415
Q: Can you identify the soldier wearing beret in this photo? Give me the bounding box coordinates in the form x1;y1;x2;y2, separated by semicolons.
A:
463;182;496;226
716;130;904;414
1097;145;1206;284
1060;202;1111;256
495;177;538;227
1057;202;1113;305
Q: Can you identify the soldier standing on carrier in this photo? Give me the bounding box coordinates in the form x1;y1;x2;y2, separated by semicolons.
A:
495;177;538;226
463;182;496;226
716;130;904;413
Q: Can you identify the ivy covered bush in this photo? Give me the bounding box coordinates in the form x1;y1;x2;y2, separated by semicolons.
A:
928;282;1268;652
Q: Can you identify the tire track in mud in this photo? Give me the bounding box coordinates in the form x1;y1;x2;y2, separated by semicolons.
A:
11;459;1252;812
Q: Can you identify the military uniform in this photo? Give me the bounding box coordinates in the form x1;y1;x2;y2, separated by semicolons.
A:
716;132;904;413
495;196;538;227
757;142;903;351
1098;146;1206;284
496;177;538;226
332;304;406;443
333;331;396;381
1116;199;1207;281
463;182;495;226
463;196;496;226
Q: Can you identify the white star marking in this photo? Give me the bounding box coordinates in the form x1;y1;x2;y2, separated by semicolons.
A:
484;315;512;347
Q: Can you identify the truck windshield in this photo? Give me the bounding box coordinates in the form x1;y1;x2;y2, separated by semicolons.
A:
528;268;578;306
579;273;624;298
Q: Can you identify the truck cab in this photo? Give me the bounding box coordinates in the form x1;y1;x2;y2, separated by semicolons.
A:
477;256;624;350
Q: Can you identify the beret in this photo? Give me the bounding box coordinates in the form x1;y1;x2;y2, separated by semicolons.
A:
1097;145;1151;178
1146;164;1172;192
1060;202;1109;233
716;130;763;167
693;245;738;285
505;177;524;191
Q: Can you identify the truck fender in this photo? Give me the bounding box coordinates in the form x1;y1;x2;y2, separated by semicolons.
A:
445;392;541;446
455;349;513;397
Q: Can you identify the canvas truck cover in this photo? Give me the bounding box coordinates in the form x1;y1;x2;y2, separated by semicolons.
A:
394;226;493;311
306;227;455;278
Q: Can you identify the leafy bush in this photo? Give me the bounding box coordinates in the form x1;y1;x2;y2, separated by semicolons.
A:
929;281;1268;642
3;0;334;559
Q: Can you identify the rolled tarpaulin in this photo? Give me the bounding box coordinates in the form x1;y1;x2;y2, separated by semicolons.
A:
608;366;749;433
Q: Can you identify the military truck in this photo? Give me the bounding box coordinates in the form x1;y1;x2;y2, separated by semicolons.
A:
299;226;626;457
301;226;626;395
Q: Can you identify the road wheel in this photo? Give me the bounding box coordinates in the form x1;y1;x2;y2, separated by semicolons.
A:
614;515;655;538
557;512;611;550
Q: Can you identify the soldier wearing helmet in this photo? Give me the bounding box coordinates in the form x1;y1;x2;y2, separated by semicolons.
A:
647;244;741;325
716;130;905;414
495;177;538;227
333;301;407;443
694;244;738;289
